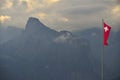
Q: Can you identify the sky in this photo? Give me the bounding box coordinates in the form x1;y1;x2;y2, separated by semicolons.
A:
0;0;120;31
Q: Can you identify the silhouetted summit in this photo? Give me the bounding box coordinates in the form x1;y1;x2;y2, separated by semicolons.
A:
25;17;45;31
24;17;59;41
25;17;57;35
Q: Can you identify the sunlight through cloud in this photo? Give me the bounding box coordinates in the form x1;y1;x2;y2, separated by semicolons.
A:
43;0;60;5
112;5;120;14
37;13;47;20
0;15;11;23
61;17;69;22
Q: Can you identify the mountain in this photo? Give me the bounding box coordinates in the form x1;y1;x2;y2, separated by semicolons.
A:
0;26;23;45
0;17;99;80
74;28;103;59
74;28;120;80
25;17;58;38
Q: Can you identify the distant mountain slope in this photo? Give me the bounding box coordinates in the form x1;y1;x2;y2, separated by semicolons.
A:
0;26;23;45
0;17;99;80
74;28;120;80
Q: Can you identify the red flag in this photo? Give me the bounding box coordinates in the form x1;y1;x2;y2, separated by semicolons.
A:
103;22;111;46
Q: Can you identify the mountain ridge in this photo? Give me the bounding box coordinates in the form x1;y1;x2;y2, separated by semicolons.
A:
0;17;100;80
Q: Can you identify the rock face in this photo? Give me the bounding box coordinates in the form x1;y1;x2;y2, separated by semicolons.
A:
0;17;99;80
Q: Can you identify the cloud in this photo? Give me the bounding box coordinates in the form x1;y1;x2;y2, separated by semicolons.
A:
61;17;69;22
0;0;119;31
0;15;11;23
43;0;60;5
112;5;120;14
54;31;88;46
0;0;13;9
37;13;47;20
35;12;69;26
111;0;120;14
59;5;106;16
108;0;120;30
54;31;74;43
17;0;60;12
0;0;6;9
18;0;38;12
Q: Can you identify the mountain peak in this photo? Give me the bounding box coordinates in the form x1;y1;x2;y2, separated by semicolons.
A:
28;17;39;21
24;17;58;38
25;17;46;32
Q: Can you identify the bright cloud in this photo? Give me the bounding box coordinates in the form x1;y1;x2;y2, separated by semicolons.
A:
37;13;47;20
43;0;60;5
0;15;11;23
112;6;120;14
61;17;69;22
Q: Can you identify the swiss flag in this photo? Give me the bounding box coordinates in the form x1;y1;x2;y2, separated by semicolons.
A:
103;22;111;46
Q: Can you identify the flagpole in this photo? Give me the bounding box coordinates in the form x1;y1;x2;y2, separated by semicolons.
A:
101;19;104;80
